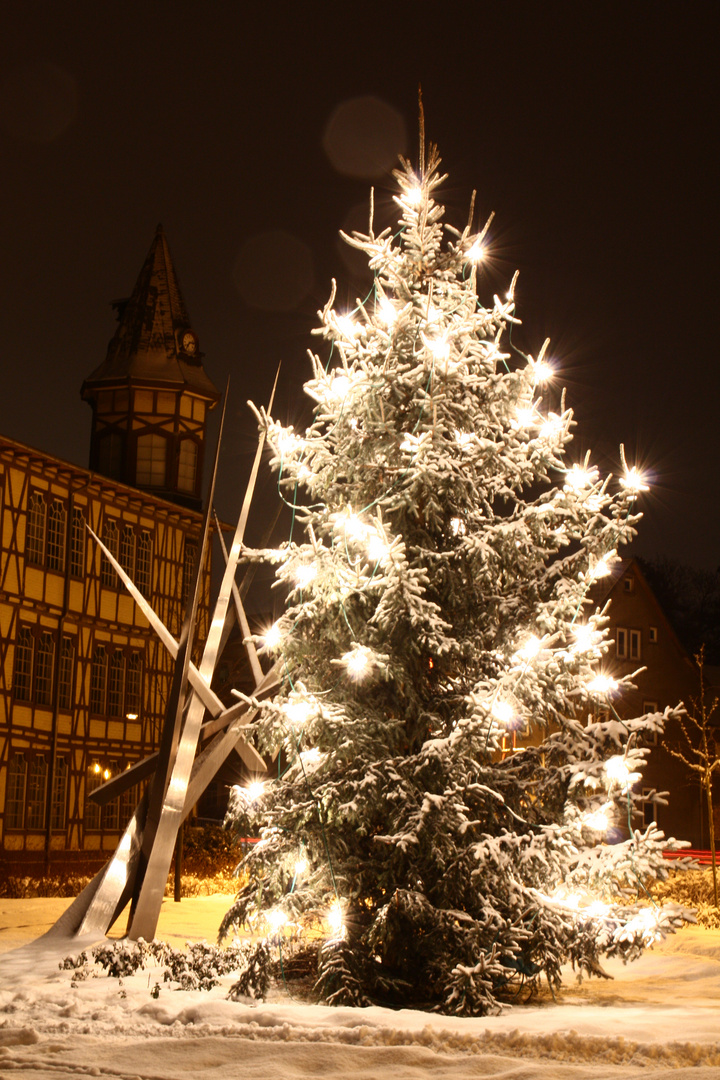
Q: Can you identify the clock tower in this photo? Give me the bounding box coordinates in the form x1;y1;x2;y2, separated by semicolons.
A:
81;226;220;511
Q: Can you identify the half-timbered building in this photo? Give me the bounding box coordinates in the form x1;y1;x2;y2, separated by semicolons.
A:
0;227;219;877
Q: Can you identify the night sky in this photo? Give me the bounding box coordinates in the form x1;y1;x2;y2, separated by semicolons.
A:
1;3;717;569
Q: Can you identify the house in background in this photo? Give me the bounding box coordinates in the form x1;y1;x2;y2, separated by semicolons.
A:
593;557;719;849
0;228;219;878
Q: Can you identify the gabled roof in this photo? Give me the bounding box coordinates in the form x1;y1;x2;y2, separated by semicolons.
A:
81;225;219;400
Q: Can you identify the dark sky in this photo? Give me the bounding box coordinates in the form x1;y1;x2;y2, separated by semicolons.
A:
1;3;717;569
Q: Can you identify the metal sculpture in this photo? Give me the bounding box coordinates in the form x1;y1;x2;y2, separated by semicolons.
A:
45;382;280;943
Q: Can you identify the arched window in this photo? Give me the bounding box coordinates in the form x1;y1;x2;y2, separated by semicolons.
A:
25;755;48;829
46;499;66;571
108;650;125;717
182;540;198;606
51;757;68;831
135;530;152;595
126;652;143;717
26;491;46;564
101;518;119;587
120;525;135;578
90;645;107;714
12;626;33;701
34;632;55;706
58;636;75;711
70;507;86;578
177;439;198;493
5;754;27;829
136;433;167;486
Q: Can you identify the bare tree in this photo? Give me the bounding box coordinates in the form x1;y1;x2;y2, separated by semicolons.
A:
667;647;720;906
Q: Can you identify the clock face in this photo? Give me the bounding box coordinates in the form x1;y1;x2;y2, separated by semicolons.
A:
182;331;197;355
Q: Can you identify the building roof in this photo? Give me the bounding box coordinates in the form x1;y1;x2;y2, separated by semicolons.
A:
81;225;219;401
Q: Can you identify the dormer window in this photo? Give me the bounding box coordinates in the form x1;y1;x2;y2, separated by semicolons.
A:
136;433;167;487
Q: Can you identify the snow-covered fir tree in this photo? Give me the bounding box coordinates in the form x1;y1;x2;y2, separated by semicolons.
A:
222;140;687;1015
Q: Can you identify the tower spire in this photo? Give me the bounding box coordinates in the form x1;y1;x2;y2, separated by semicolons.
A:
81;229;220;509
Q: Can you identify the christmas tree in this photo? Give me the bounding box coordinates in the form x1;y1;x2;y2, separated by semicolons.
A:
222;136;687;1015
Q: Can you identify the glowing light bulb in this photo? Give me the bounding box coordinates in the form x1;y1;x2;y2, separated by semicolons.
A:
492;699;514;725
266;909;287;933
378;298;397;325
467;240;486;262
329;374;351;399
585;900;611;918
264;621;282;650
343;513;367;543
294;857;308;876
246;781;264;802
587;674;618;695
515;635;541;662
345;646;370;679
406;187;423;207
92;763;101;774
589;555;612;580
295;564;317;590
328;900;344;936
573;625;595;653
427;336;450;361
450;517;466;537
103;768;111;781
565;465;596;492
285;699;312;726
604;756;630;785
582;806;610;832
366;533;388;563
514;406;536;429
533;359;553;384
620;466;649;498
336;315;358;339
539;416;563;440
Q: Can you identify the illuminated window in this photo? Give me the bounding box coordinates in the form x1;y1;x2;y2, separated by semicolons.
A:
177;439;198;493
136;433;167;486
58;636;75;711
51;757;68;831
101;518;119;587
12;626;33;701
120;525;135;578
103;793;120;831
136;530;152;595
182;540;198;605
70;507;86;578
25;756;48;829
46;499;66;571
26;491;46;564
4;754;27;829
126;652;142;716
34;632;55;706
90;645;107;714
108;650;125;717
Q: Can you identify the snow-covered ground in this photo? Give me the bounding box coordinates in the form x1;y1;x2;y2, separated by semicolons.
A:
1;896;719;1079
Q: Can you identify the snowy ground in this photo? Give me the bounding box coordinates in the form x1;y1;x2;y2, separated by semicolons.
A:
1;896;720;1079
